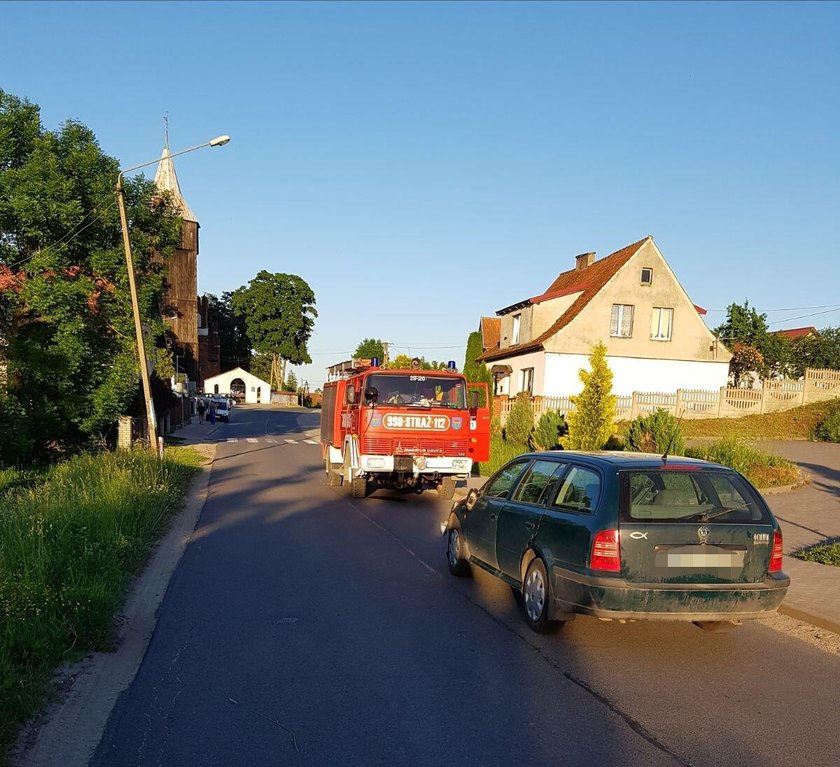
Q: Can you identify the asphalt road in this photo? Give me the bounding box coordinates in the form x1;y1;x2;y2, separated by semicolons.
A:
91;405;840;767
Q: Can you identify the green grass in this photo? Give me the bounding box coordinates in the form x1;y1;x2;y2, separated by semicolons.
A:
0;447;203;761
678;399;837;441
796;541;840;567
478;435;529;476
683;436;802;488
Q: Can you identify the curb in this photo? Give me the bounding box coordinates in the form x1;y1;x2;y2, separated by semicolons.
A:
777;604;840;637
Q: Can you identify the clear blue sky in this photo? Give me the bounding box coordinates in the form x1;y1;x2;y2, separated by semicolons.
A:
3;1;838;388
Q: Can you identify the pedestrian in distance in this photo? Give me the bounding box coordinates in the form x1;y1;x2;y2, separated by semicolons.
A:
197;399;206;424
208;400;217;426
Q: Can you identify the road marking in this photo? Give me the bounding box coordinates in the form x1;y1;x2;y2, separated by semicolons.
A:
303;439;318;445
265;438;278;444
246;438;258;443
226;438;238;443
285;439;297;444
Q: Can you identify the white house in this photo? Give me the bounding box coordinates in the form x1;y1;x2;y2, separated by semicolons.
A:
203;367;272;404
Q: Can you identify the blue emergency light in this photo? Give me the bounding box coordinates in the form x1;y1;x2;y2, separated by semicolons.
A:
448;360;457;370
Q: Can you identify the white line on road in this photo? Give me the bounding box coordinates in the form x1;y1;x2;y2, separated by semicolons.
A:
303;439;318;445
226;438;238;443
285;439;297;444
246;438;258;443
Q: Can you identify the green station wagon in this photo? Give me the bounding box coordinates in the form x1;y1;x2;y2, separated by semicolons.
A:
443;451;790;633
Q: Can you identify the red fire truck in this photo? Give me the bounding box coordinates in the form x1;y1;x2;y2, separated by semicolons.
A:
321;361;490;499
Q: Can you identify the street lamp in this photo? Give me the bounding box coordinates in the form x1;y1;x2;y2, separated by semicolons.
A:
116;135;230;452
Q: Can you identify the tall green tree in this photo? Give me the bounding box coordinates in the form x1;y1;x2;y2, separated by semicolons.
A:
564;341;617;450
354;338;385;361
463;330;493;407
714;300;789;379
230;271;317;388
790;328;840;376
206;291;251;371
0;88;181;462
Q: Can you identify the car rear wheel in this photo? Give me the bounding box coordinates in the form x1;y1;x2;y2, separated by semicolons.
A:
522;558;559;634
438;476;456;500
446;525;471;577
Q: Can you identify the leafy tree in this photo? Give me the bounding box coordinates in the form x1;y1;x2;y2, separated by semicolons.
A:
285;370;298;392
729;344;765;388
231;271;317;388
790;327;840;376
564;341;616;450
250;352;273;383
354;338;386;361
715;300;770;348
463;330;493;407
385;354;432;370
206;291;251;372
0;88;181;462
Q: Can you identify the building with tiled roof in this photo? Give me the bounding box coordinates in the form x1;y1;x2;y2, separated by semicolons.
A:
770;326;819;342
478;236;731;397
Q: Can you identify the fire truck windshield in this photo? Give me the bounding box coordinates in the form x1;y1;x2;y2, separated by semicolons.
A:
366;374;467;409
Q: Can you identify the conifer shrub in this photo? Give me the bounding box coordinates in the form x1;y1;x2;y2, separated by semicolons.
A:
531;410;567;451
626;408;685;455
564;342;617;450
504;394;535;446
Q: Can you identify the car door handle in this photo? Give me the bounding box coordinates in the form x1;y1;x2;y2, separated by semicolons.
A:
489;513;497;519
524;521;536;530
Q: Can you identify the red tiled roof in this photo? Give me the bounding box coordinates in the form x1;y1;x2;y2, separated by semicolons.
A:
480;316;500;351
771;326;818;340
481;236;651;361
694;304;707;316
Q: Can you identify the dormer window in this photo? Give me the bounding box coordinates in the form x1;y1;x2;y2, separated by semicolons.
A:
641;267;653;285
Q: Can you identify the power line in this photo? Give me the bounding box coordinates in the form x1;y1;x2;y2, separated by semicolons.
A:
704;303;840;313
767;307;840;325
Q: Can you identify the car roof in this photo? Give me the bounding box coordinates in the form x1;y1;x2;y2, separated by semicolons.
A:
511;450;726;471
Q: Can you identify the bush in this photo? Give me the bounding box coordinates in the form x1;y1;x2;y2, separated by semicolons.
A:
564;342;617;450
627;408;685;455
813;401;840;443
0;392;34;467
684;436;801;488
480;434;528;476
796;542;840;567
531;410;567;451
504;394;534;445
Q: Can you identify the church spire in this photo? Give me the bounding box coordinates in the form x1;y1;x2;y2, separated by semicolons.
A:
154;117;197;222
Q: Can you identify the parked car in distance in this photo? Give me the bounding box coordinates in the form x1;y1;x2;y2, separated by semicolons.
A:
202;396;231;422
443;451;789;634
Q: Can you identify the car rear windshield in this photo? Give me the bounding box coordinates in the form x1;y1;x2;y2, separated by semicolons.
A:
620;469;772;524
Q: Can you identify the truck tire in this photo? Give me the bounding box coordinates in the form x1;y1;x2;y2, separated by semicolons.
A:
350;475;367;498
326;456;342;487
438;476;456;500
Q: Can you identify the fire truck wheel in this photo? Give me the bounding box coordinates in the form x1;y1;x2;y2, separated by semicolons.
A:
438;476;456;501
326;457;342;487
350;475;368;498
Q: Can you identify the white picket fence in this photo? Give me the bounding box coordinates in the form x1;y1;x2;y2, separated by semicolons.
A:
497;368;840;424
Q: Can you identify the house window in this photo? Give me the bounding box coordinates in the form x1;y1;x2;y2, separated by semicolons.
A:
641;267;653;285
610;304;634;337
651;307;673;340
520;368;534;395
494;375;509;396
512;314;521;345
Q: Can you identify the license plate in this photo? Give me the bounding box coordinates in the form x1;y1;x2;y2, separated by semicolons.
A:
666;552;743;568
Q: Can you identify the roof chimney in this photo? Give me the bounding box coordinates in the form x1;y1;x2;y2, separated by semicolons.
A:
575;252;595;271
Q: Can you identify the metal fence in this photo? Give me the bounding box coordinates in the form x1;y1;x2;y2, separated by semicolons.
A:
497;367;840;425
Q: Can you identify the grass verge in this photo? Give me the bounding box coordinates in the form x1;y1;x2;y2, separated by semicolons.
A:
795;541;840;567
684;436;802;488
0;447;203;761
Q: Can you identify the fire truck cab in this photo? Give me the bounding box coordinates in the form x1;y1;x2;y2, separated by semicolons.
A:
321;362;490;499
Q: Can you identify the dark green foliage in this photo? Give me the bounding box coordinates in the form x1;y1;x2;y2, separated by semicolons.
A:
796;542;840;567
790;327;840;376
231;271;316;386
354;338;386;361
480;434;528;476
206;292;251;371
462;331;493;407
505;393;534;445
285;370;298;393
531;410;567;451
565;342;616;450
813;401;840;443
627;408;685;455
0;88;181;464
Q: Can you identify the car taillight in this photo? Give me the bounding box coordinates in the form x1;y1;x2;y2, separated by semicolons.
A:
591;529;621;573
768;529;784;573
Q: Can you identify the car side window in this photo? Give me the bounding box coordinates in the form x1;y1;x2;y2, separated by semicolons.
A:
485;461;530;500
511;460;565;505
551;466;601;513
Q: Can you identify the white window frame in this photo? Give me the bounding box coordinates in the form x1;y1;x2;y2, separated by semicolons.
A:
520;367;534;395
610;304;634;338
651;307;673;341
511;313;521;345
640;267;653;285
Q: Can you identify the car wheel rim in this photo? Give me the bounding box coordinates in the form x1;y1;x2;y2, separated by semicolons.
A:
448;530;460;566
525;568;545;622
